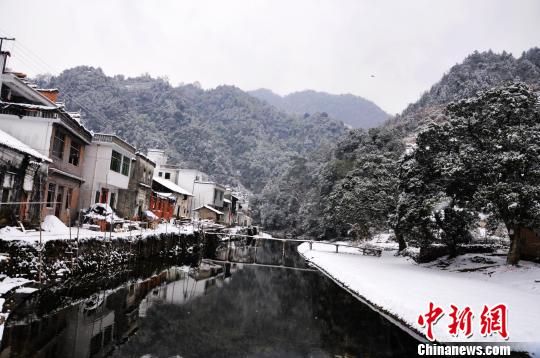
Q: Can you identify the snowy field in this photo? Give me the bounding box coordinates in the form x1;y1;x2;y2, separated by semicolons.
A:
298;240;540;355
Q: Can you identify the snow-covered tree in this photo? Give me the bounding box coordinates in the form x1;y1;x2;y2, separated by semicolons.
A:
402;83;540;264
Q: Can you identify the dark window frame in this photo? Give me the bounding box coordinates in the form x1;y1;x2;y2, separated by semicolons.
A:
46;183;56;208
110;150;122;173
65;188;72;209
121;155;130;176
110;192;116;209
68;141;81;166
52;130;65;159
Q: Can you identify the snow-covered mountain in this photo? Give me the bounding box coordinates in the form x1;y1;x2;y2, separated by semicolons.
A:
249;88;389;129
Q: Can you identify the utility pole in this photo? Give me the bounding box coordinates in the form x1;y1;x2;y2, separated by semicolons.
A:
0;37;15;52
0;37;15;74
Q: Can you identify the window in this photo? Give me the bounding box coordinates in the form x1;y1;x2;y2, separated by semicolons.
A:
110;150;122;172
68;141;81;166
46;183;56;207
100;188;109;204
110;192;116;209
158;172;163;177
89;333;102;356
1;189;9;203
65;188;72;209
2;173;14;188
164;172;171;179
52;131;65;159
55;186;64;217
95;191;100;204
103;325;113;346
121;155;130;176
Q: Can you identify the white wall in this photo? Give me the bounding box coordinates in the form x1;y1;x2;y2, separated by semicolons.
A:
146;149;167;166
80;142;132;209
0;114;54;157
176;169;199;192
191;182;225;210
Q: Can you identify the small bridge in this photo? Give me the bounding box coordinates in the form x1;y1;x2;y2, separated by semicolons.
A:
204;232;382;269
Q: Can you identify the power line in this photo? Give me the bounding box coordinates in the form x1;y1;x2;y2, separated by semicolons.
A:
0;32;117;130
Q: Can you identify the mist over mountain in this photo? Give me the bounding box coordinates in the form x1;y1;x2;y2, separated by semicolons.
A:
249;89;389;129
34;68;347;192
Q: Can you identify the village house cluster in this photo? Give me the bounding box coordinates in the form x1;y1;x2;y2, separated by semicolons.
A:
0;51;251;230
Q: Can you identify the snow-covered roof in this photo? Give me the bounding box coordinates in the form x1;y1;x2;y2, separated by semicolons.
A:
0;128;51;162
49;168;84;182
152;176;192;196
138;182;152;189
135;151;156;166
194;205;224;215
154;192;176;200
1;73;57;107
223;198;232;204
93;133;137;153
66;111;82;124
0;100;57;111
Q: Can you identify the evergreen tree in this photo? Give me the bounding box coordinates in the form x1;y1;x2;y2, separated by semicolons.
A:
399;83;540;264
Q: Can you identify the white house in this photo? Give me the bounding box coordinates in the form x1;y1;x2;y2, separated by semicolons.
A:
151;175;192;219
146;149;226;220
0;55;93;224
79;133;136;211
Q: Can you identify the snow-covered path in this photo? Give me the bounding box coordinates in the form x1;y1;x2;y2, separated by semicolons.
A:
298;242;540;354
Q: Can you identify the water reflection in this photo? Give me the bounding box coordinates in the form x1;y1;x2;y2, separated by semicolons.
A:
113;265;419;358
1;257;420;358
0;265;225;358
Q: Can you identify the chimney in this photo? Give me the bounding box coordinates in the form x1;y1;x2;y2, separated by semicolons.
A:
37;88;59;102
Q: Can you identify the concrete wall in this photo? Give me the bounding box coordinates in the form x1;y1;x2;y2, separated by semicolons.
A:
196;207;220;222
0;114;54;158
80;142;133;211
176;169;210;193
117;154;155;219
48;124;86;180
0;147;48;227
42;172;82;225
192;182;222;210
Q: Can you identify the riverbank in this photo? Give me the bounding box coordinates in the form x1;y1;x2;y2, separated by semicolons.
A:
0;223;227;345
298;240;540;355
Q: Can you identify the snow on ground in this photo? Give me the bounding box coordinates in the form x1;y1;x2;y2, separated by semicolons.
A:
298;241;540;354
0;276;33;340
41;215;69;234
0;277;32;295
0;222;200;244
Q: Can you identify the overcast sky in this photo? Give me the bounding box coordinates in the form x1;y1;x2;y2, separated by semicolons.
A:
0;0;539;114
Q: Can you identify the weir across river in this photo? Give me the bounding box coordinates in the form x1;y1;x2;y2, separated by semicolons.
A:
204;232;382;269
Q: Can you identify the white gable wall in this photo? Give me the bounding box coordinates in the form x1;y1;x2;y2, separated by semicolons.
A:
0;114;54;157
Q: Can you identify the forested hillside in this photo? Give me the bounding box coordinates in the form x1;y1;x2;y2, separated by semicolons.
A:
249;89;389;129
35;69;347;192
388;48;540;133
255;47;540;262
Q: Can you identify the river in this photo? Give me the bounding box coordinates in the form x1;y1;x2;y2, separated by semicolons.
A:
0;240;419;358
